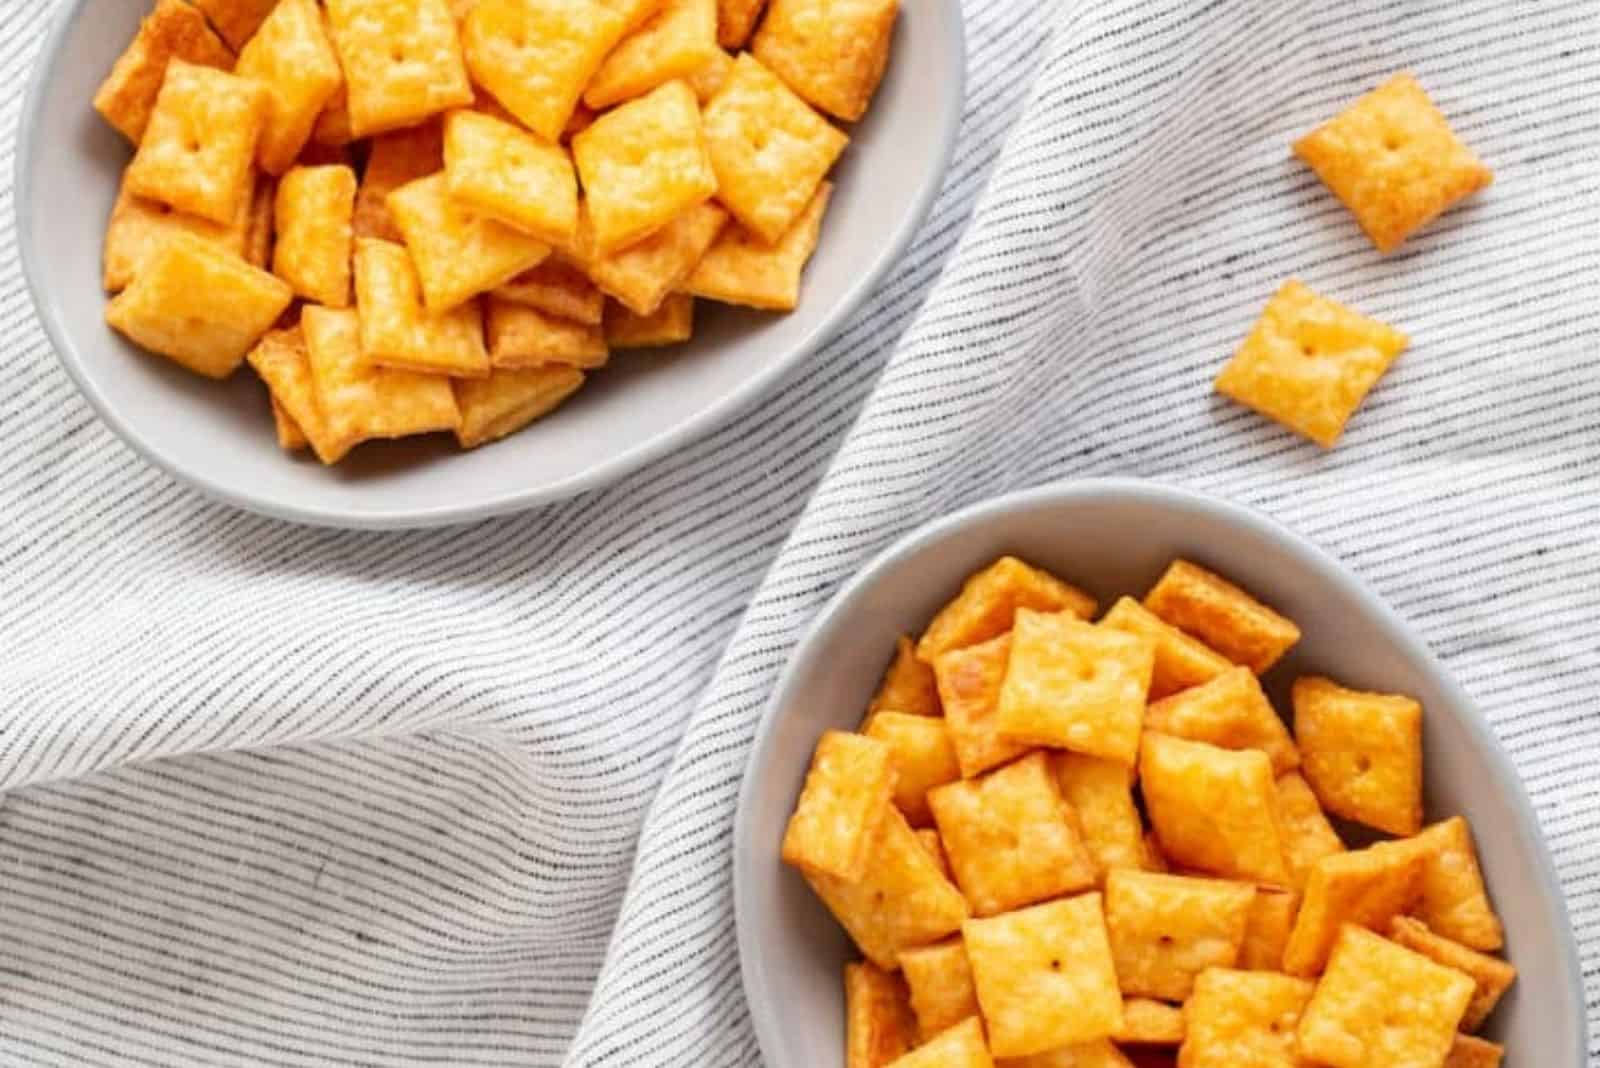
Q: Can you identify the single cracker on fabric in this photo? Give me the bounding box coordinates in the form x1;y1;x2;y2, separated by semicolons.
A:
588;202;728;315
94;0;233;145
300;305;461;450
487;298;609;369
103;168;252;292
1179;967;1314;1068
1142;560;1300;674
354;238;489;377
234;0;343;174
1273;771;1345;889
324;0;473;137
865;712;959;828
866;635;941;720
803;804;967;971
604;294;695;347
247;324;351;464
463;0;628;141
781;729;894;881
751;0;897;121
964;893;1123;1056
572;80;718;255
1053;752;1146;880
1140;732;1288;887
927;752;1096;917
454;366;585;448
352;120;443;243
1215;279;1409;448
495;259;606;325
688;47;735;102
585;0;720;109
192;0;278;51
685;181;831;311
1238;887;1299;971
1388;916;1515;1032
106;231;292;379
1104;870;1256;1002
1445;1035;1504;1068
995;610;1154;766
1294;675;1423;836
917;556;1096;664
701;53;847;243
844;961;917;1068
444;110;579;246
1099;596;1232;701
883;1018;991;1068
1113;998;1184;1047
898;939;979;1042
388;173;551;311
1281;836;1433;976
1297;925;1474;1068
1293;73;1493;253
931;633;1028;779
1143;666;1298;775
717;0;765;47
273;164;356;307
1409;817;1504;952
125;61;266;225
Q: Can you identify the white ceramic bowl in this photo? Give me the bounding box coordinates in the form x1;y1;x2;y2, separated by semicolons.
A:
16;0;964;529
734;480;1583;1068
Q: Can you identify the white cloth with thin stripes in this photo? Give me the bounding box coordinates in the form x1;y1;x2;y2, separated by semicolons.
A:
2;0;1597;1064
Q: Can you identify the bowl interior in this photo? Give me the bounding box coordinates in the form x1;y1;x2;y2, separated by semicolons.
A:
18;0;964;528
735;481;1582;1068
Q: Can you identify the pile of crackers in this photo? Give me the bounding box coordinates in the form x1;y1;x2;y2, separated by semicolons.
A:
783;556;1516;1068
92;0;893;461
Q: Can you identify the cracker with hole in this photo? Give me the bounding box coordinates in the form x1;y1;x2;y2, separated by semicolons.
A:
354;238;489;377
1114;998;1185;1046
94;0;234;145
1216;279;1409;449
301;305;461;450
1053;753;1146;880
1273;771;1345;888
487;298;609;370
685;181;832;311
1297;926;1473;1068
931;634;1028;779
604;294;695;347
865;712;959;828
898;938;979;1041
1294;675;1423;836
1179;967;1313;1068
928;752;1096;916
444;111;579;247
1281;837;1432;976
589;202;728;315
463;0;628;141
1099;597;1232;700
1411;817;1504;952
454;366;585;448
701;54;847;244
995;610;1154;766
964;894;1122;1056
1104;870;1256;1001
884;1017;991;1068
781;729;895;881
1387;916;1515;1032
495;259;606;325
1294;74;1492;253
918;556;1096;663
388;173;551;310
103;169;253;292
1140;732;1288;886
867;636;941;720
844;961;917;1068
247;324;351;465
352;119;443;243
804;804;967;971
274;164;357;307
585;0;720;109
234;0;344;175
324;0;473;137
1143;560;1300;674
125;61;266;225
751;0;897;121
572;80;718;255
1238;888;1299;971
1143;666;1298;774
106;231;292;379
193;0;279;51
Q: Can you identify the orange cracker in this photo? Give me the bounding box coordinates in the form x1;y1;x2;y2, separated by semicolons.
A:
1410;817;1504;952
300;305;461;449
588;202;729;316
1388;916;1515;1032
866;635;941;720
354;238;489;377
751;0;897;121
1140;732;1288;887
1103;870;1256;1001
454;366;585;448
898;938;978;1042
462;0;628;141
844;961;917;1068
1281;837;1432;976
125;61;266;225
247;324;352;465
603;294;695;348
584;0;720;109
1238;887;1299;972
192;0;278;51
444;110;580;246
1273;771;1345;890
917;556;1096;663
103;168;252;292
931;633;1028;779
883;1017;991;1068
352;120;443;244
1053;752;1146;880
1143;666;1298;775
1294;675;1424;836
234;0;343;174
273;164;356;307
781;729;894;881
487;298;609;370
1099;596;1232;700
685;181;832;311
323;0;473;137
1179;967;1313;1068
1142;560;1300;674
494;259;606;325
864;712;959;828
388;173;551;311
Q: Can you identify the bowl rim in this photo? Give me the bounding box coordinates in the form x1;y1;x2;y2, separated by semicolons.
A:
732;477;1584;1068
15;0;968;530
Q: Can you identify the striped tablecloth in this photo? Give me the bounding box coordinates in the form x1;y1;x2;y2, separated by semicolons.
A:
2;0;1596;1064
